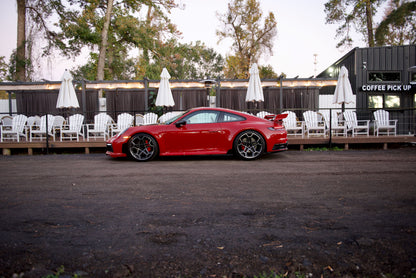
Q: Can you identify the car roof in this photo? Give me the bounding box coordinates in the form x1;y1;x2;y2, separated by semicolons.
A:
187;107;269;122
189;107;247;114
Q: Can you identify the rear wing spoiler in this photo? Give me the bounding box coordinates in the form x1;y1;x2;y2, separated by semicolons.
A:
264;113;287;126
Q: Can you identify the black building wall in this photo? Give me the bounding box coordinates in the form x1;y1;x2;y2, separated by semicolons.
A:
318;45;416;134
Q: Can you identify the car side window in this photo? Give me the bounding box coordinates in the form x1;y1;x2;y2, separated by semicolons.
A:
184;111;220;124
221;112;246;122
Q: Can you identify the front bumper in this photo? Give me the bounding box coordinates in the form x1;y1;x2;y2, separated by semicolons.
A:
272;143;288;151
106;143;127;158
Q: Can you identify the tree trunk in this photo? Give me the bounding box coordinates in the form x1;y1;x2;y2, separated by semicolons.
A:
365;0;374;47
142;5;153;65
96;0;114;81
16;0;26;81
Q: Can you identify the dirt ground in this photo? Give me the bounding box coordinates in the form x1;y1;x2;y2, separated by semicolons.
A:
0;148;416;278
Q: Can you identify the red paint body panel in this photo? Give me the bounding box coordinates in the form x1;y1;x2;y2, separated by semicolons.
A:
106;107;287;159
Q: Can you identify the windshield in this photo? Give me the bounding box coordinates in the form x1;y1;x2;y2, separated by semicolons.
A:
163;111;188;125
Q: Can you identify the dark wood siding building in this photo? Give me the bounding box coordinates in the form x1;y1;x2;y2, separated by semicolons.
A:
317;45;416;134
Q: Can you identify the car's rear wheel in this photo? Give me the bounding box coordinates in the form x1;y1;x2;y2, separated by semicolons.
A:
128;133;158;162
234;130;265;160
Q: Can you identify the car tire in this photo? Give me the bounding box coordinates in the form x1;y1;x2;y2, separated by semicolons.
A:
233;130;265;160
128;133;159;162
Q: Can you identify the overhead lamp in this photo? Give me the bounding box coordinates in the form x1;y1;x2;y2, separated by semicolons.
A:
200;78;217;88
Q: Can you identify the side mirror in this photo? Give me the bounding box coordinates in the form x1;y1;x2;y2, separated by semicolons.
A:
175;120;186;128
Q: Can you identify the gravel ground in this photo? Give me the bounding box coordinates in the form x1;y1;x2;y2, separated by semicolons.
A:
0;148;415;277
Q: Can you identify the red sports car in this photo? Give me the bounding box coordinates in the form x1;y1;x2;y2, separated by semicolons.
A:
106;107;287;161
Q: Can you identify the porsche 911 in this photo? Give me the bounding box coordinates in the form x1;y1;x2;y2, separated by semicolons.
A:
106;107;287;161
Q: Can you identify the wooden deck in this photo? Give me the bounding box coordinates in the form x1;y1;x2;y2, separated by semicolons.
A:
288;135;416;150
1;135;415;155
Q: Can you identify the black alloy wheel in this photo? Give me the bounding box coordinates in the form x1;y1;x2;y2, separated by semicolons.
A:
128;133;158;162
234;130;265;160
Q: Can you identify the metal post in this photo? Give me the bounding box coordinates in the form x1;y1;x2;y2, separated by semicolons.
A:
279;76;283;113
81;79;87;138
144;77;149;112
216;77;221;107
206;87;209;107
45;113;49;154
329;108;332;148
8;91;12;116
82;79;87;116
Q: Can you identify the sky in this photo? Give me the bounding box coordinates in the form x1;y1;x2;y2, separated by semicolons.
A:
0;0;368;81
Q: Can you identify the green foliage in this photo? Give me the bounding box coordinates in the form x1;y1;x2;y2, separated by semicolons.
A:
305;146;344;151
217;0;277;78
71;50;138;81
51;0;180;81
8;49;33;82
0;56;8;82
60;0;224;81
324;0;386;48
375;0;416;46
136;40;224;80
259;64;278;79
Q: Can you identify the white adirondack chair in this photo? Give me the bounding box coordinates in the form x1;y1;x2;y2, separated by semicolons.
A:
111;113;134;136
30;114;55;141
26;116;40;127
143;112;158;125
343;110;370;137
135;114;144;126
1;114;27;142
256;111;272;119
52;115;66;141
61;114;85;141
25;116;41;139
158;111;182;123
303;111;326;137
282;111;304;137
321;110;347;137
86;113;113;140
373;109;397;136
1;115;13;126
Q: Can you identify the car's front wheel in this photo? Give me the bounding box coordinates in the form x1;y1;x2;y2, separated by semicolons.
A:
128;133;158;162
234;130;265;160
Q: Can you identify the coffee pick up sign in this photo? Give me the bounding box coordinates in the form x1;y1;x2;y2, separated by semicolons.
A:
361;84;414;92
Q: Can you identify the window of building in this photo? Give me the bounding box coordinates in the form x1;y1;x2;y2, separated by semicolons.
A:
368;94;400;108
385;95;400;108
369;95;383;108
368;72;401;82
411;72;416;84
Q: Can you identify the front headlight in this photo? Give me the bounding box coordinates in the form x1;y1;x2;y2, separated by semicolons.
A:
116;128;130;138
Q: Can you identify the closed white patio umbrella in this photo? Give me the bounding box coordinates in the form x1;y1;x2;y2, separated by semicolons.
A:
156;68;175;107
246;63;264;103
56;70;80;109
333;66;354;106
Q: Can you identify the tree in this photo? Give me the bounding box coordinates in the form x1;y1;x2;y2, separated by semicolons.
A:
97;0;114;81
52;0;179;81
16;0;26;81
136;40;224;80
324;0;386;48
258;64;278;79
216;0;277;78
375;0;416;45
12;0;64;81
